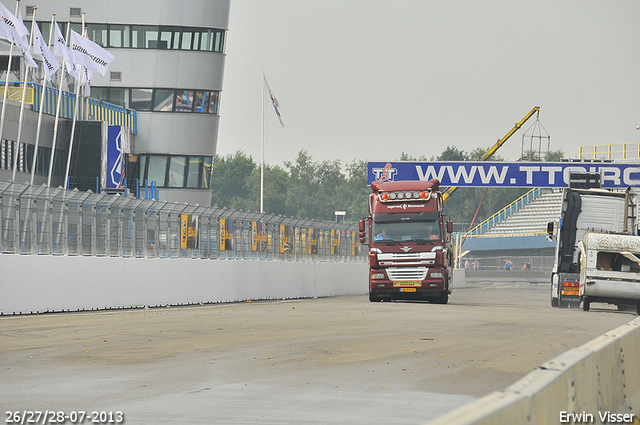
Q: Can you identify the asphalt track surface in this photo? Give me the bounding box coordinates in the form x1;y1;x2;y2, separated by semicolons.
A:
1;281;636;425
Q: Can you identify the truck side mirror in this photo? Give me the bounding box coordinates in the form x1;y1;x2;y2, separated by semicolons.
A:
359;219;367;244
447;221;453;234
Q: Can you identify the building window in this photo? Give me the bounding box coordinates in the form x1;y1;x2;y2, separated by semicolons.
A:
92;87;221;115
203;157;213;188
147;155;168;187
87;24;108;47
109;24;129;48
77;22;225;52
153;89;174;112
175;90;194;113
140;154;213;189
187;157;202;188
130;88;153;111
168;156;186;187
131;25;158;49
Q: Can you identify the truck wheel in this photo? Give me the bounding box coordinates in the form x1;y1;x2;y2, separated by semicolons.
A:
637;303;640;316
369;291;381;302
582;299;590;312
551;297;558;308
431;292;449;305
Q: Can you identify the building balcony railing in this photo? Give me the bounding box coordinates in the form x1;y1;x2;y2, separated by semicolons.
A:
1;81;137;134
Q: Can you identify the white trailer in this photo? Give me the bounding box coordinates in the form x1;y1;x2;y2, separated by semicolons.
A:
579;232;640;314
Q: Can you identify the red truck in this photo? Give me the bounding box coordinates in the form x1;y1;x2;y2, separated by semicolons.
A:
359;179;454;303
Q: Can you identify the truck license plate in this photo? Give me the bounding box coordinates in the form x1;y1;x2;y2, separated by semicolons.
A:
393;281;421;287
399;288;417;292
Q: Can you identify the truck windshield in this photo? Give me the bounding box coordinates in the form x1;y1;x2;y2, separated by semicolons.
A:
372;211;440;244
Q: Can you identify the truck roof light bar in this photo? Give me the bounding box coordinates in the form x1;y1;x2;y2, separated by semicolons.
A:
378;190;432;202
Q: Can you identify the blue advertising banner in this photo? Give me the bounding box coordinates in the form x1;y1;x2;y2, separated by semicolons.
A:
105;125;130;189
368;161;640;188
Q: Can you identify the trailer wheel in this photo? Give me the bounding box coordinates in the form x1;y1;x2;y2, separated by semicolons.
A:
582;299;590;312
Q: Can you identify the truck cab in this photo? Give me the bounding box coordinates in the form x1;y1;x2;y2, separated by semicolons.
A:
360;179;453;303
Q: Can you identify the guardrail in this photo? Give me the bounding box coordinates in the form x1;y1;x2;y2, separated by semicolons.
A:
0;181;366;263
425;317;640;425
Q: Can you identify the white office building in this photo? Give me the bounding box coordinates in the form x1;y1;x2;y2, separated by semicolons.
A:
0;0;230;205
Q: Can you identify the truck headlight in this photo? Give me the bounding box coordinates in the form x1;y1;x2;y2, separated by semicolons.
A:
430;272;443;278
371;272;385;279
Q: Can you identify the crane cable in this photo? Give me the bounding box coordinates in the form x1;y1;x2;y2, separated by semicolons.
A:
460;187;489;249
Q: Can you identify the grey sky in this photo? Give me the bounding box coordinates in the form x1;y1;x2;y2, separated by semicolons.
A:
217;0;640;168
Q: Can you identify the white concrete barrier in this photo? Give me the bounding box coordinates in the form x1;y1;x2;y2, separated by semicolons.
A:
425;317;640;425
0;254;368;315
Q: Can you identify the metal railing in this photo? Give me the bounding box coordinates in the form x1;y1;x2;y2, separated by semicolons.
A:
2;81;138;134
0;181;366;263
579;143;640;160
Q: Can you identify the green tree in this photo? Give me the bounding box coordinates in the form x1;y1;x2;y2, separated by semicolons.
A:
438;146;469;161
340;159;370;220
284;150;347;220
211;150;257;208
545;149;565;161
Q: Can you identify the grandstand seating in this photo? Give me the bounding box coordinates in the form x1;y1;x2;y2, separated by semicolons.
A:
480;188;562;236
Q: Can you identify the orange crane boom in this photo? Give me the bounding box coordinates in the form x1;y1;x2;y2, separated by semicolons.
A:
442;106;540;203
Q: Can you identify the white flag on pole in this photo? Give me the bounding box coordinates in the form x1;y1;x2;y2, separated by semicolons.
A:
69;29;114;77
79;66;93;96
0;4;37;68
31;22;60;81
53;23;78;79
264;76;284;128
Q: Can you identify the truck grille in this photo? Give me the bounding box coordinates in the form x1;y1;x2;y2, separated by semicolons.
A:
386;267;428;281
377;252;436;266
378;252;436;261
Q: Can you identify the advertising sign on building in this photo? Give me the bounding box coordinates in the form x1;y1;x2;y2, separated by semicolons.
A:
104;125;130;190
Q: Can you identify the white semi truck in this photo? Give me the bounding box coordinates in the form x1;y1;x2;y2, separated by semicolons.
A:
548;187;640;310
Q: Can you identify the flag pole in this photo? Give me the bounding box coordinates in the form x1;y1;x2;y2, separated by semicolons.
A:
260;70;265;213
31;13;56;185
64;59;83;190
47;21;70;187
12;6;36;181
0;0;20;163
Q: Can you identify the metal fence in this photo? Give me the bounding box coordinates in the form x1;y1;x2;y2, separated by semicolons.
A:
0;181;366;263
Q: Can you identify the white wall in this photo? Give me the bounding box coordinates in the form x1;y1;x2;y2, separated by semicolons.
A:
426;317;640;425
0;255;367;315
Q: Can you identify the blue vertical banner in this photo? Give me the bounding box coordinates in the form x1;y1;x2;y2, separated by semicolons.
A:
105;125;131;190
